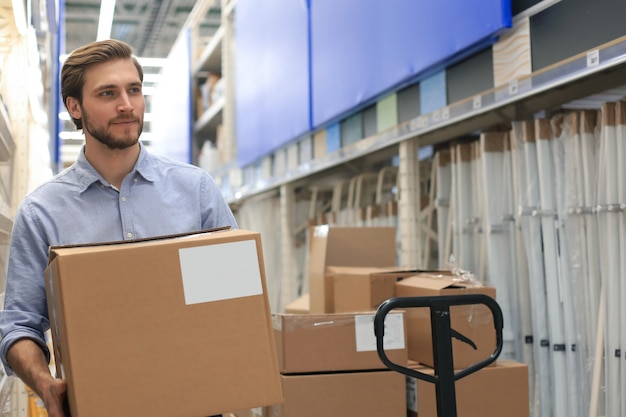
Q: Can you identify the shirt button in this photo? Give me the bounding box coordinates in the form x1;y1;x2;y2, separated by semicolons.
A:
127;232;133;238
133;178;138;183
121;196;127;202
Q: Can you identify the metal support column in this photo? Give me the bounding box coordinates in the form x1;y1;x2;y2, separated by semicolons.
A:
398;137;421;268
279;184;298;311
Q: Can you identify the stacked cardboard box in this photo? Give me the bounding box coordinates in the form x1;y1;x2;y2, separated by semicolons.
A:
269;371;406;417
262;226;407;417
394;272;498;369
406;360;529;417
45;229;283;417
234;225;528;416
307;226;398;313
304;231;529;417
394;274;529;417
270;310;408;417
273;312;408;374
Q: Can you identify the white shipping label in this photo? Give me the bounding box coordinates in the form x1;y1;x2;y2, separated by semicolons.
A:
354;313;405;352
179;239;263;305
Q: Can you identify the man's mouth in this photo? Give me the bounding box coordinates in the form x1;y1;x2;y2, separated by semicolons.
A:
112;118;138;125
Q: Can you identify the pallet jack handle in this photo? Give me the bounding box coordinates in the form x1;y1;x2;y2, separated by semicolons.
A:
374;294;504;417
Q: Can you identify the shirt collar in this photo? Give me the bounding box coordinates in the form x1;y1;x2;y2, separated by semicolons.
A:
74;142;156;192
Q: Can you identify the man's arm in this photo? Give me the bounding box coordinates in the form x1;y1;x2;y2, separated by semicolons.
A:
7;339;67;417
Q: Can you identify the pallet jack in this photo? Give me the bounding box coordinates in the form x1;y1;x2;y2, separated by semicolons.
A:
374;294;504;417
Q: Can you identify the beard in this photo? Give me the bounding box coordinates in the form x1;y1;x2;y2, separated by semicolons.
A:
81;107;143;150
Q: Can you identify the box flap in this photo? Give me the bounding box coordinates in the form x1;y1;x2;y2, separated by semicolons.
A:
399;274;481;291
47;226;231;265
326;266;403;275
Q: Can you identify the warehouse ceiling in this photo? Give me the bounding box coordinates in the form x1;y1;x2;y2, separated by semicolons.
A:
63;0;222;58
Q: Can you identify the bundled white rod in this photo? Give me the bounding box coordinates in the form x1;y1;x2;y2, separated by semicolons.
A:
614;101;626;415
513;120;552;417
598;102;620;417
580;110;604;417
561;112;594;415
551;114;583;417
421;158;439;267
502;135;528;365
479;131;520;361
589;289;605;417
568;112;596;376
435;149;452;267
505;128;537;384
445;147;457;266
535;118;569;417
471;142;487;282
452;143;477;272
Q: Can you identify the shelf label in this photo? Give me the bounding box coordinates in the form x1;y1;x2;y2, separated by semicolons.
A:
587;50;600;68
472;95;482;110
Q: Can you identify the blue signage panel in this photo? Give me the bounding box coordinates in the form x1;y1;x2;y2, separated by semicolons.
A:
310;0;512;128
235;0;311;167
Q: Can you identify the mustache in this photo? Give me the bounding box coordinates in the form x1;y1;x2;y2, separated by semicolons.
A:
110;116;141;124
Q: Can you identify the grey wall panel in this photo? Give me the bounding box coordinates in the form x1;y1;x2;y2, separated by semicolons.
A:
397;82;421;124
362;105;378;138
531;0;626;71
512;0;544;15
446;47;494;105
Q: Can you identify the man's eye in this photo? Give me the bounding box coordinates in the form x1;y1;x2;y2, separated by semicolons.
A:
129;88;142;94
100;91;113;97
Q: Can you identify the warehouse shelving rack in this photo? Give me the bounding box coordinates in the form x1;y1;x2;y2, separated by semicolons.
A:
187;0;626;277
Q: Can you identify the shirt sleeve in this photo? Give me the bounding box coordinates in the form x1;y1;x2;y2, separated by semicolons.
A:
200;172;238;231
0;198;52;374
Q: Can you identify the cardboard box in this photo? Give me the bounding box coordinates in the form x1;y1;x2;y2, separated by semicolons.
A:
283;293;309;314
329;267;418;313
269;370;406;417
395;272;497;368
45;229;283;417
406;361;529;417
308;226;397;313
273;311;407;373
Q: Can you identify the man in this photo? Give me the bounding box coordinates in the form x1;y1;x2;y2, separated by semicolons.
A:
0;39;237;417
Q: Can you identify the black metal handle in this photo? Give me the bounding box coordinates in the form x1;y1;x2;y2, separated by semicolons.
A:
374;294;504;417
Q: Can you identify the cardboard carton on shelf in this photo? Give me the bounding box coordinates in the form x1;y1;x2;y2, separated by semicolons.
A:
269;370;406;417
328;266;419;313
45;228;283;417
406;360;529;417
307;225;397;314
273;311;407;374
394;271;497;368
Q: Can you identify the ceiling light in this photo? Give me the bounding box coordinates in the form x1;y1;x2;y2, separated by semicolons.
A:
96;0;116;41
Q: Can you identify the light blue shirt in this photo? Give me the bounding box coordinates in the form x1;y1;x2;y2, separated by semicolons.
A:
0;144;237;373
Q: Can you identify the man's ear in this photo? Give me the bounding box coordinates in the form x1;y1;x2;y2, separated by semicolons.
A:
66;97;82;120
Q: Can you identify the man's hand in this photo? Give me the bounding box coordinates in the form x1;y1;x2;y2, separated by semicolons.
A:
7;339;68;416
38;377;68;417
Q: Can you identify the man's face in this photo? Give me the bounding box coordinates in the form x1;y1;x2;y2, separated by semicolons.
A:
71;58;145;150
